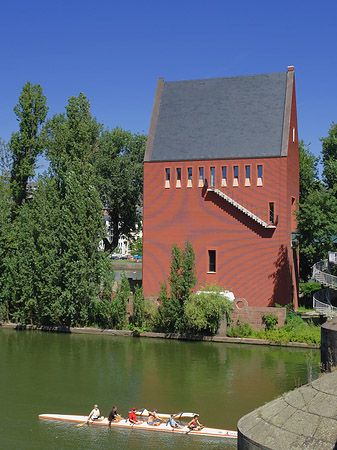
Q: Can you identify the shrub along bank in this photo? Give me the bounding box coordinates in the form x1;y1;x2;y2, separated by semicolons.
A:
227;307;321;345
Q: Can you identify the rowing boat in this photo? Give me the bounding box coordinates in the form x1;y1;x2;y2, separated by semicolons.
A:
38;414;238;439
135;408;196;419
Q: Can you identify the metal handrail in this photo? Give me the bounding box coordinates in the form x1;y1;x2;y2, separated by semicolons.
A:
312;260;337;289
313;290;337;317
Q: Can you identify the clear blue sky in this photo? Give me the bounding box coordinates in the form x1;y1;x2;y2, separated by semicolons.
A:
1;0;336;171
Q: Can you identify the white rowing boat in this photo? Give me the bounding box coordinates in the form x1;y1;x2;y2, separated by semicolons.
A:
38;414;238;439
135;408;196;419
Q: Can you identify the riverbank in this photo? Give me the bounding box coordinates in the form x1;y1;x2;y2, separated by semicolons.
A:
111;261;142;271
0;322;320;349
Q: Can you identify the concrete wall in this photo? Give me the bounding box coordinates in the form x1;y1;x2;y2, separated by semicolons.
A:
321;319;337;371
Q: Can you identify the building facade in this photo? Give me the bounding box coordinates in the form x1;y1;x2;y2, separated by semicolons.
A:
143;67;299;307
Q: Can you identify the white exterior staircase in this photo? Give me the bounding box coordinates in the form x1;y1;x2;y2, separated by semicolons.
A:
207;188;276;229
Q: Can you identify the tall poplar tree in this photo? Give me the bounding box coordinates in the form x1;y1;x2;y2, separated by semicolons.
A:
9;82;48;211
41;93;110;326
321;122;337;190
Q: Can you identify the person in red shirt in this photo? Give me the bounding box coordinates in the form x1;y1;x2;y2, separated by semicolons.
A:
128;408;143;425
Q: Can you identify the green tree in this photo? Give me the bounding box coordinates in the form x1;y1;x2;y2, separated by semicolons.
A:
9;82;48;210
296;187;337;279
158;241;197;332
93;127;146;251
40;94;108;325
299;140;320;202
0;174;13;321
130;285;147;328
184;285;233;335
0;138;12;178
110;272;130;329
321;122;337;190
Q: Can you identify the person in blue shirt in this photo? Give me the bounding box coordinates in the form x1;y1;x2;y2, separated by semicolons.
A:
168;414;181;428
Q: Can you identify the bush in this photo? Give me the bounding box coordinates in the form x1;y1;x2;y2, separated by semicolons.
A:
227;320;253;338
184;285;233;335
299;282;322;296
263;313;278;331
130;285;147;328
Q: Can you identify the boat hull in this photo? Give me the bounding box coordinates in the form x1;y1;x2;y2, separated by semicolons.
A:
38;414;237;439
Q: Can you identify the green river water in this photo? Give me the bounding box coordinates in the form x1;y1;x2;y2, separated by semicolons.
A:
1;328;320;449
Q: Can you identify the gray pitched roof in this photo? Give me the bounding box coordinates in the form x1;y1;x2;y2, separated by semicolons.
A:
146;72;288;162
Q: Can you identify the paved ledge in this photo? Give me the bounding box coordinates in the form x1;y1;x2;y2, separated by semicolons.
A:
0;323;320;349
238;369;337;449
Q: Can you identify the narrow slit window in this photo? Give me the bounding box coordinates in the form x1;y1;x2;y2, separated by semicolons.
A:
245;165;251;186
208;250;216;272
187;167;192;187
176;168;181;188
210;167;215;187
199;167;204;187
221;166;227;187
165;168;170;188
257;165;263;186
233;165;239;186
269;202;275;224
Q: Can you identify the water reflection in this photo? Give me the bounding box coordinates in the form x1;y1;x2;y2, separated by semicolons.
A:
0;328;319;450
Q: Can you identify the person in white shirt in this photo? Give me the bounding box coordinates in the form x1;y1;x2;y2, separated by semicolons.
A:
87;405;101;423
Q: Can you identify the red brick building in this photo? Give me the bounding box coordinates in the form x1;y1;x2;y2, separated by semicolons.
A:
143;67;299;307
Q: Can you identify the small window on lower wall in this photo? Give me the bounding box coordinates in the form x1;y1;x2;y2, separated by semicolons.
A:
269;202;275;224
208;250;216;273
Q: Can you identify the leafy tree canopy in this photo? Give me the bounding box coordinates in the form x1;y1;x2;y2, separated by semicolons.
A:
92;127;146;250
9;82;48;209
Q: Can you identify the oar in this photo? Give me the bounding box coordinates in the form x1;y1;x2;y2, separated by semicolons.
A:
76;421;88;427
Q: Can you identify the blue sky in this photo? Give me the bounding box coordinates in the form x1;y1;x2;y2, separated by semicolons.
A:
1;0;336;171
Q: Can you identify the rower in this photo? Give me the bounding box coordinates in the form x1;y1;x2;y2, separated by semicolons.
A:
108;406;123;425
129;407;143;425
87;405;101;423
147;409;163;426
187;414;203;432
168;414;181;428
